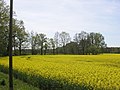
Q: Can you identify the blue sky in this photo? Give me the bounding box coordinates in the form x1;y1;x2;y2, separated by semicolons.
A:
5;0;120;47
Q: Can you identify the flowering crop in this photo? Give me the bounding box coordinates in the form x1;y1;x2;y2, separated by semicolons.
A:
0;54;120;90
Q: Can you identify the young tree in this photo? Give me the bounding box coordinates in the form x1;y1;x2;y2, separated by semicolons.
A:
74;31;88;55
30;31;38;55
49;38;55;55
44;42;49;55
59;32;71;54
79;31;88;55
37;33;47;55
54;32;60;54
15;20;28;55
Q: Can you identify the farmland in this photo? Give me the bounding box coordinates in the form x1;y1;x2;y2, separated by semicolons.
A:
0;54;120;90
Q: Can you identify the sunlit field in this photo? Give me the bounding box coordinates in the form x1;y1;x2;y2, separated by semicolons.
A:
0;54;120;90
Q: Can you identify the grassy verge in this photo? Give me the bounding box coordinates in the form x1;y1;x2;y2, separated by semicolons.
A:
0;72;39;90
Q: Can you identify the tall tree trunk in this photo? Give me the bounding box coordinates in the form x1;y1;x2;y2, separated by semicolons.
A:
13;37;16;55
31;46;34;55
19;41;21;55
41;47;43;55
56;48;58;54
63;46;66;54
41;43;43;55
53;49;55;55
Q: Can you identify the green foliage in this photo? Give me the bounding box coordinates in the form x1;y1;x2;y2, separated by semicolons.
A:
87;45;100;55
0;72;39;90
0;54;120;89
0;79;6;86
0;0;29;56
0;0;9;56
74;31;106;55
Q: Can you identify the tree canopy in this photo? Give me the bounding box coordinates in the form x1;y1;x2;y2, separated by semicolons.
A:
0;0;108;56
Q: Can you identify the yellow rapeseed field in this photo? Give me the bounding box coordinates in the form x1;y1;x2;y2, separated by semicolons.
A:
0;54;120;90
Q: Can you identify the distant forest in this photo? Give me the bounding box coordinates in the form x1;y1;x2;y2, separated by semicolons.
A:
0;0;120;56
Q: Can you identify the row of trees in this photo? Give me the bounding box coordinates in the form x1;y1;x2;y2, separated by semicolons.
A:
105;47;120;53
0;0;107;56
29;31;107;55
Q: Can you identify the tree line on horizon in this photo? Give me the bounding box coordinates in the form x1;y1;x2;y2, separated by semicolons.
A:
29;31;107;55
2;0;119;56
